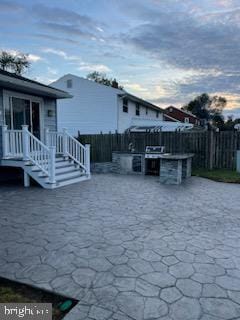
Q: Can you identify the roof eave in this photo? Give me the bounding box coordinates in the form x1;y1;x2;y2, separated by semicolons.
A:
0;74;71;99
118;93;164;112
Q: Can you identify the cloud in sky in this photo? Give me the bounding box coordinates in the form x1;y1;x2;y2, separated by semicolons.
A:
0;0;240;115
78;63;111;73
0;0;23;12
42;48;111;73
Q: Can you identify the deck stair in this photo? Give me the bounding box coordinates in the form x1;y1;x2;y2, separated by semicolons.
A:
1;126;91;189
24;156;89;189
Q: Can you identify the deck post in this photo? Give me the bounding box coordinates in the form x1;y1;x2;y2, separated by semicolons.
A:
49;146;56;184
24;172;30;187
63;128;68;157
22;125;29;160
45;128;50;146
2;125;8;158
85;144;91;176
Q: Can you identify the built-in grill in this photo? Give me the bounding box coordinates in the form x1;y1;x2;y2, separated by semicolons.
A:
145;146;165;175
145;146;165;158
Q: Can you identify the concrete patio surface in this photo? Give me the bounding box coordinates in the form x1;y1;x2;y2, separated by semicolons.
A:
0;174;240;319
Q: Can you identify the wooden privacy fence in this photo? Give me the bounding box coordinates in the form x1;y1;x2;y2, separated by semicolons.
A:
78;131;240;170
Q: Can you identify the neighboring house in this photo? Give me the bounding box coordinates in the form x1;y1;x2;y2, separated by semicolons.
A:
0;70;91;188
51;74;193;134
164;106;200;125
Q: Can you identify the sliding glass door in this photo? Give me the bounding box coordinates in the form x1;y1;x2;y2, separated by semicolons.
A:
11;97;31;130
5;95;41;139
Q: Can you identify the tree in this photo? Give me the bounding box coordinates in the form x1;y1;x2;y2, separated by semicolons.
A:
86;71;123;89
222;116;240;131
0;51;15;71
13;53;30;75
183;93;210;121
0;50;30;75
183;93;227;128
210;96;227;115
211;113;225;130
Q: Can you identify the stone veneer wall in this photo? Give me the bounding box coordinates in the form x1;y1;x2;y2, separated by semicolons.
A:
90;152;145;174
91;162;114;173
112;152;145;175
159;159;182;185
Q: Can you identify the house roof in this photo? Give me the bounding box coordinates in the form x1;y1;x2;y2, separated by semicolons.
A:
118;92;164;113
163;113;179;122
165;105;198;118
0;69;71;99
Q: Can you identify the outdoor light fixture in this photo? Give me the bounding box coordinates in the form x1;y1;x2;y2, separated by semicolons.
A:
47;110;54;117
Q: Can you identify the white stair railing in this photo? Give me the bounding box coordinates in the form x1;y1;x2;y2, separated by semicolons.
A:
46;129;63;154
22;126;56;183
65;131;90;175
45;128;90;175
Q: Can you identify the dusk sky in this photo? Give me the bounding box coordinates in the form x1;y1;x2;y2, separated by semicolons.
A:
1;0;240;117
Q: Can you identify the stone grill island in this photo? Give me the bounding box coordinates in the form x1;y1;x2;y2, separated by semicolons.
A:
159;153;194;185
111;150;194;185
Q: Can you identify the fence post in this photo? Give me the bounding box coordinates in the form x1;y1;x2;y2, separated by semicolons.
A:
85;144;91;176
45;128;50;146
49;146;56;184
63;128;68;157
22;125;29;160
2;125;8;158
237;150;240;173
209;130;215;170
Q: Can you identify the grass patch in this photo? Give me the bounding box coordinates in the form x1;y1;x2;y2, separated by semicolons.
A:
0;277;78;320
193;168;240;183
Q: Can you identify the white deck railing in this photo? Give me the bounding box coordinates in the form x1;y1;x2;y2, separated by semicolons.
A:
3;129;23;158
2;126;90;183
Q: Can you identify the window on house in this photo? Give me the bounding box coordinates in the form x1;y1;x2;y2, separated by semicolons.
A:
123;98;128;113
136;103;140;116
185;117;189;123
156;111;159;118
146;107;148;115
66;79;72;88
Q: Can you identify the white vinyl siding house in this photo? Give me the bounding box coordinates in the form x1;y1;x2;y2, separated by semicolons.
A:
52;75;122;135
117;98;163;133
52;74;167;135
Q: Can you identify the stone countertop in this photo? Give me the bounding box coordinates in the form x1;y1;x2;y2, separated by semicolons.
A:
159;153;194;160
112;151;145;155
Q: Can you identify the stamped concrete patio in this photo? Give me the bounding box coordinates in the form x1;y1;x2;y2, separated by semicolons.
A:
0;174;240;320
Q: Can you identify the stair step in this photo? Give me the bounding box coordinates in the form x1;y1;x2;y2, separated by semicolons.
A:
55;157;67;162
56;168;79;176
55;160;73;168
55;174;90;187
55;164;77;174
55;170;83;181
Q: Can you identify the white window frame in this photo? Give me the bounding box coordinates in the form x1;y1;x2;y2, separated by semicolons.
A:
136;103;140;116
66;79;72;88
122;98;128;113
